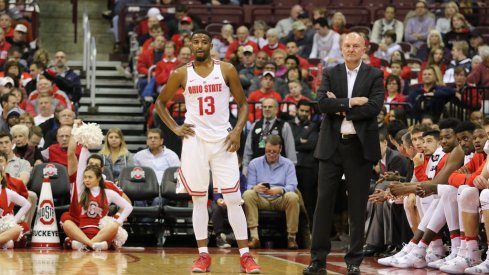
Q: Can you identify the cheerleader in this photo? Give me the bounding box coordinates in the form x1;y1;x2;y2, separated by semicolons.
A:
63;133;133;249
0;166;31;249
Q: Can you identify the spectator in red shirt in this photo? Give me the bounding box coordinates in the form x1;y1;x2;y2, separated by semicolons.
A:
155;41;179;87
285;41;309;78
0;14;12;39
0;28;10;67
137;34;165;96
384;75;406;112
171;16;193;52
248;71;282;122
141;24;165;53
225;26;259;62
261;28;286;57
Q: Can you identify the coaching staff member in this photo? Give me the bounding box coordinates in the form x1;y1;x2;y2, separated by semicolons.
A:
303;32;385;275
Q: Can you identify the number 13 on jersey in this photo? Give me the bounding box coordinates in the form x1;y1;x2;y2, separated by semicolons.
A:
198;96;215;115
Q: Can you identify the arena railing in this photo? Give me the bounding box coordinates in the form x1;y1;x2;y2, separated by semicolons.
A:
82;12;97;110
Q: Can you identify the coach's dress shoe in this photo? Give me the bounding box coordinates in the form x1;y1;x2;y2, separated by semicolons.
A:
247;238;261;249
287;237;298;250
363;244;384;256
346;264;361;274
303;262;326;275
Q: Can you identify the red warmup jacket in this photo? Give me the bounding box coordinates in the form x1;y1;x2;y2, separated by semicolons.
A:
414;153;449;182
448;152;487;187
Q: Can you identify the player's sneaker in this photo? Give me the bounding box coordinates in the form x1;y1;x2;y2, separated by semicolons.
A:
92;241;108;251
378;242;415;266
465;257;489;274
191;253;211;273
71;240;88;251
1;240;13;249
240;252;261;274
440;248;481;274
428;246;459;269
425;244;446;263
391;246;427;268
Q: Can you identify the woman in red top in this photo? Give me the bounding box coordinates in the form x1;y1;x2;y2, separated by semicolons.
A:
384;75;406;112
0;165;30;249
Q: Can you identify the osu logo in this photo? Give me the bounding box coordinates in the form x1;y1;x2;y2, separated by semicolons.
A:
43;164;58;177
87;201;103;218
131;167;145;180
39;200;55;225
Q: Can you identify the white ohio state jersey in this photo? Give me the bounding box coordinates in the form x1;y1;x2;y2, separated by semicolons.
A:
183;60;232;141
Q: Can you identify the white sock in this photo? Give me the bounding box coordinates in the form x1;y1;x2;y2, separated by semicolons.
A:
466;240;478;250
192;195;209;240
451;236;461;249
198;247;209;254
223;192;248;240
239;247;249;256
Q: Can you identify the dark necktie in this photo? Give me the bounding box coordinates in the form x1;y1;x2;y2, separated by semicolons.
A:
263;120;271;134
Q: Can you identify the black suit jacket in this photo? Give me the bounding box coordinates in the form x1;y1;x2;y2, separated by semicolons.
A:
385;147;410;177
314;63;385;162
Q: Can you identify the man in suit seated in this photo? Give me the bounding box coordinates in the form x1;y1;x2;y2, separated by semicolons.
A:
242;134;300;250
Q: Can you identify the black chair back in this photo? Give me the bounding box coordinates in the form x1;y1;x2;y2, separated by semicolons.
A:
160;166;191;201
119;166;159;201
28;163;70;201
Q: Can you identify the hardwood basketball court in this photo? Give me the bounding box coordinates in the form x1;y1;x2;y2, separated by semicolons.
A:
0;247;452;274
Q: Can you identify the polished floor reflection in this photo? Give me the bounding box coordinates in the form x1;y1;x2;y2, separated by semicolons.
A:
0;248;455;274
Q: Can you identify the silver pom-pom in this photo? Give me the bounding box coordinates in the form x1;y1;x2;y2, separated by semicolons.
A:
72;123;104;149
0;214;18;234
99;216;128;249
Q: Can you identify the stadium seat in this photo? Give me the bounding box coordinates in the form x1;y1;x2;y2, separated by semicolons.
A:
103;168;114;182
119;166;162;219
205;23;224;37
398;42;414;57
28;163;71;218
349;25;371;37
160;166;194;237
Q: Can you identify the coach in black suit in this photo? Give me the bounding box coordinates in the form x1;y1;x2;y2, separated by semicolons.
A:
303;33;385;275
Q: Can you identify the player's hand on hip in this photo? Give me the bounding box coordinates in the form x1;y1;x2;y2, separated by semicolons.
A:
225;130;241;152
175;123;195;138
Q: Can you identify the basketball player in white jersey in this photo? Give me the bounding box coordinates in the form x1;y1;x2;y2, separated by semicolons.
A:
155;30;261;274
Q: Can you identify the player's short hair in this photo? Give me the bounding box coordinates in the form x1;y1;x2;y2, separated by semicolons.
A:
422;130;440;140
438;118;461;131
454;121;476;134
411;123;431;135
191;29;212;41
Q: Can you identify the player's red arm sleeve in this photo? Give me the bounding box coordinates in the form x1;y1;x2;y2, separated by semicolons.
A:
448;170;468;187
414;164;429;181
466;162;485;187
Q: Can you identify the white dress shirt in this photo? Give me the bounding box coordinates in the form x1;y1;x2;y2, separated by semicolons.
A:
340;62;362;134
